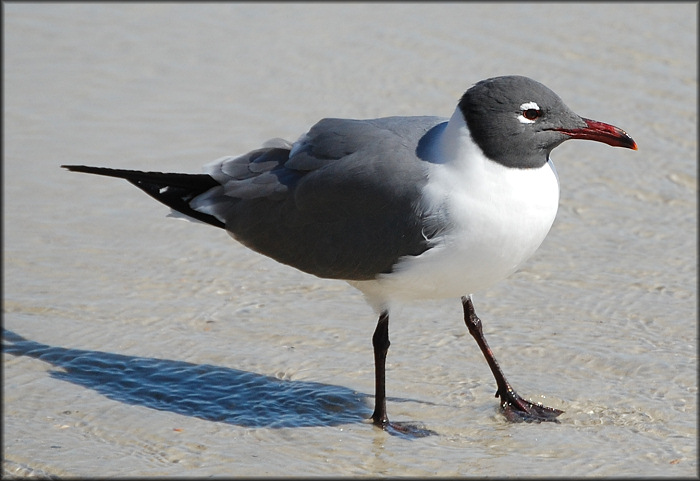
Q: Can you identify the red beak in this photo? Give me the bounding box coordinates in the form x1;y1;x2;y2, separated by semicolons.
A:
555;118;638;150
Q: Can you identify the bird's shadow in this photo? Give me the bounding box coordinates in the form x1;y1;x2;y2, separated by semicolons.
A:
2;329;377;429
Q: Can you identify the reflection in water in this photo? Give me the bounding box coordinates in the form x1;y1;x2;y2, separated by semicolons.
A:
2;329;371;428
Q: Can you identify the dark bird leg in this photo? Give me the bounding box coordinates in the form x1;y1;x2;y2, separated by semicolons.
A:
461;296;563;422
370;311;435;437
370;311;391;428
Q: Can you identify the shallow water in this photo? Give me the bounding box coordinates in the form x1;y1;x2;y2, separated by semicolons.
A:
3;3;696;477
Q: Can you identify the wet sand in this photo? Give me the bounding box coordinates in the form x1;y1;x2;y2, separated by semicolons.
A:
3;3;696;477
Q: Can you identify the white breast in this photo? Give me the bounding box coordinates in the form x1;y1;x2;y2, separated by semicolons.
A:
349;108;560;311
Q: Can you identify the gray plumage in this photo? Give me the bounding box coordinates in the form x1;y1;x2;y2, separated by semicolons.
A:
198;116;449;280
65;116;449;280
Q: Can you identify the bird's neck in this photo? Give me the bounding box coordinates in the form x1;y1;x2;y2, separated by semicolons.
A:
423;107;484;169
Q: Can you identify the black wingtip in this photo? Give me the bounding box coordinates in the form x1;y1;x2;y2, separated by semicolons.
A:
61;164;145;180
62;164;102;172
61;164;226;230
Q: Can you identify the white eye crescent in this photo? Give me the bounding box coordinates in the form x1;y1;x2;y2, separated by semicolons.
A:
518;102;542;124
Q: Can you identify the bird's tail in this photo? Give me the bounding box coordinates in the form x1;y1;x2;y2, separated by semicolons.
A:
61;165;225;229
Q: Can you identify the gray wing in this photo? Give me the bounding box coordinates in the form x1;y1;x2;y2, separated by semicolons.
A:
192;116;448;280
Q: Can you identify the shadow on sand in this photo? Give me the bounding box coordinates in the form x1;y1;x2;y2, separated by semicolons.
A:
3;329;374;429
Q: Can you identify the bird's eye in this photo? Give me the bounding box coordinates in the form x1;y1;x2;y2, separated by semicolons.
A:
522;108;542;121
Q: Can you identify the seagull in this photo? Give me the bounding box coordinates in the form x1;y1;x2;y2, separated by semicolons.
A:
63;75;637;435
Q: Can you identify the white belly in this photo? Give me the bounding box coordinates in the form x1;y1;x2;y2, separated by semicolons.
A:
350;156;560;310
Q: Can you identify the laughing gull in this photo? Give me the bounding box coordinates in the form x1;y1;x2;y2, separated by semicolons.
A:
63;75;637;434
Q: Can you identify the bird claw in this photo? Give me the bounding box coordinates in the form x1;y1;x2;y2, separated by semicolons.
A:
498;389;563;423
372;418;437;438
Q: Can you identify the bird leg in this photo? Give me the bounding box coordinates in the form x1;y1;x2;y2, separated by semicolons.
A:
370;312;436;437
370;311;391;428
461;296;563;422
